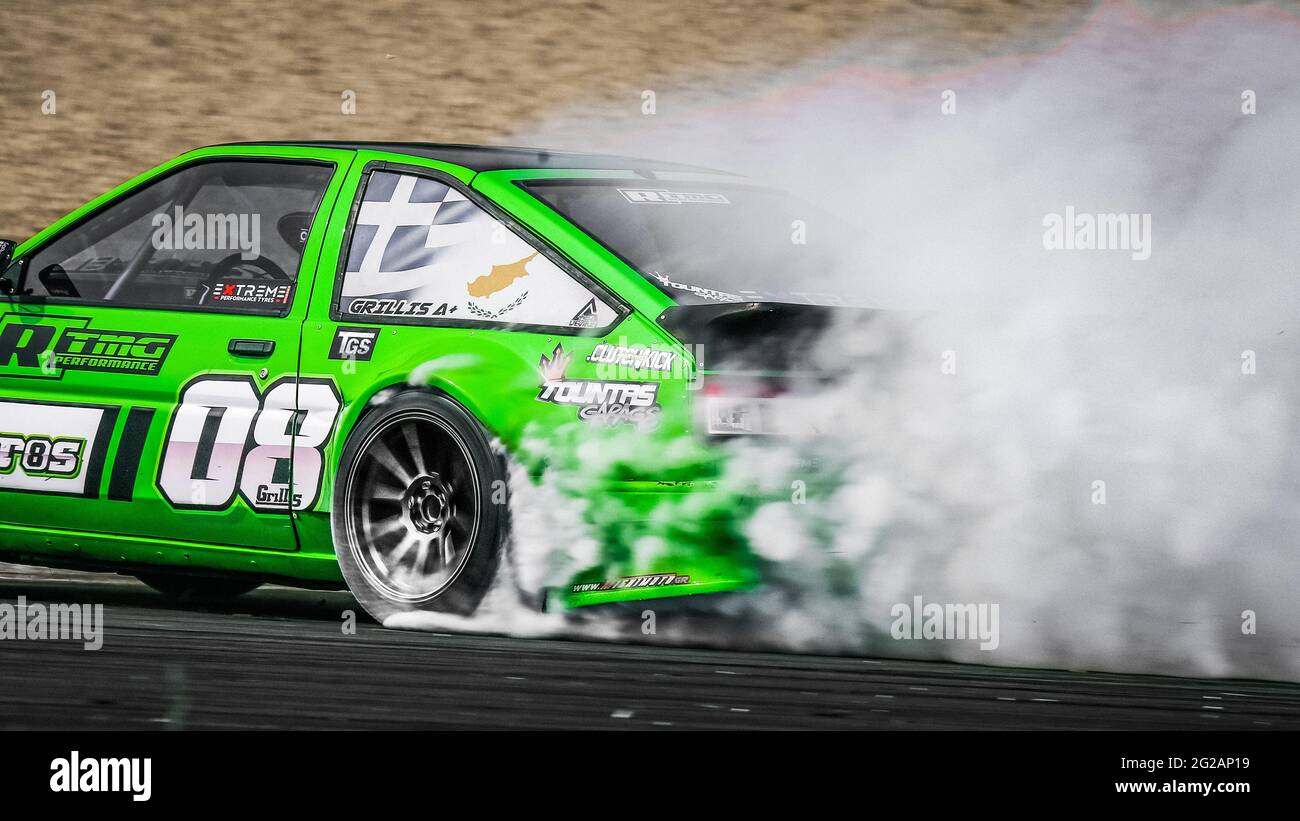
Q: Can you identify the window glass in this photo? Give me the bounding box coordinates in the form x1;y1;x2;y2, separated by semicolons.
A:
339;171;618;328
21;161;333;313
526;179;860;307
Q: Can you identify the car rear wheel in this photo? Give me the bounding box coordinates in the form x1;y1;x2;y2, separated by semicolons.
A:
332;392;506;622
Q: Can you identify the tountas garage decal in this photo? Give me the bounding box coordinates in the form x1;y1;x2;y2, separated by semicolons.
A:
0;313;175;378
536;344;662;431
0;400;116;497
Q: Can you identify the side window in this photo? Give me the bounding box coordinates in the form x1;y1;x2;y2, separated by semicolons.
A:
20;161;333;314
339;171;619;329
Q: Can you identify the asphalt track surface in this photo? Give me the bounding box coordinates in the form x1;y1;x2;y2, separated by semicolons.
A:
2;568;1299;730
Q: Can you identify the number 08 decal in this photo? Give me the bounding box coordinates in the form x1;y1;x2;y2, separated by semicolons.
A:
158;375;342;512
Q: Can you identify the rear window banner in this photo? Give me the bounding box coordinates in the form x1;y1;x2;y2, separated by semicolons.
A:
340;172;617;328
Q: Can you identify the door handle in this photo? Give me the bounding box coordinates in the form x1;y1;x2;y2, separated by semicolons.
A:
228;339;276;358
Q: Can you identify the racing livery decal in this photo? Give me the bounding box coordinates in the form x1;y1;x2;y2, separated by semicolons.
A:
346;299;457;318
649;274;741;303
328;326;380;361
0;434;84;478
571;573;691;593
617;188;731;205
536;344;662;431
157;376;342;512
207;281;293;307
466;291;529;320
0;313;175;378
569;298;599;328
338;171;618;328
586;343;676;373
106;407;156;502
0;399;117;497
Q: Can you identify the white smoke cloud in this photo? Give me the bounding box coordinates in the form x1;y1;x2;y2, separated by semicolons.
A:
398;2;1300;681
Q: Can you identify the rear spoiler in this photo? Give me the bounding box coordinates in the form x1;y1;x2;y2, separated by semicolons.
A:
656;302;838;346
657;302;871;370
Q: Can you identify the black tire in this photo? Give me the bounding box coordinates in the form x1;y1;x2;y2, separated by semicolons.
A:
136;573;261;601
331;391;506;622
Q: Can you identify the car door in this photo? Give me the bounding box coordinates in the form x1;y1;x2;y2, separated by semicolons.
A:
0;151;352;552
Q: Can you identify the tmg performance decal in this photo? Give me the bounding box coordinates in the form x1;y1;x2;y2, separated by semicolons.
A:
0;399;117;497
157;376;342;512
0;313;176;379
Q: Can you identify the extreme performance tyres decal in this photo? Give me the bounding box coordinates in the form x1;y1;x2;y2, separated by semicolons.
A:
157;376;342;512
0;399;117;497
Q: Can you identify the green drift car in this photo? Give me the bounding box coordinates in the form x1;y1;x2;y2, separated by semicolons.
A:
0;142;839;621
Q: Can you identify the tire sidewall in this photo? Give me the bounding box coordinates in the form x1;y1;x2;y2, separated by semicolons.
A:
331;391;506;622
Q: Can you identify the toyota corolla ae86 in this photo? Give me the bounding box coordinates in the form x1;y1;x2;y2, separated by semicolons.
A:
0;141;850;622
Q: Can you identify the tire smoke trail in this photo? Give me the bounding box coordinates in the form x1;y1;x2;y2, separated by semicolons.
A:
402;2;1300;681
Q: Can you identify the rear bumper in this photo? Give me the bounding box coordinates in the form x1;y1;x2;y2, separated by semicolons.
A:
556;477;763;609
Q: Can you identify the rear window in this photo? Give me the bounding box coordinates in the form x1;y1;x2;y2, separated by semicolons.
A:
524;179;857;306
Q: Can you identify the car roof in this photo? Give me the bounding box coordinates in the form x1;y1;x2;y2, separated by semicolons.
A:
213;141;729;175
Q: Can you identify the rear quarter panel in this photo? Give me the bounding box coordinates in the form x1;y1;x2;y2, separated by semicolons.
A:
296;157;758;604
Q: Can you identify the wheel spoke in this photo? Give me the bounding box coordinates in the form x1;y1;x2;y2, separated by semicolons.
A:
367;439;415;487
448;511;472;539
368;542;390;574
368;470;406;495
444;454;470;501
401;421;427;477
364;514;405;544
412;535;432;575
430;437;455;481
388;532;419;567
440;528;456;566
